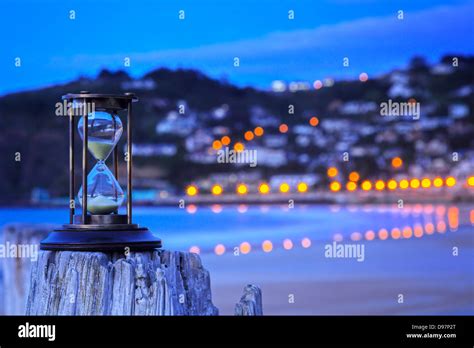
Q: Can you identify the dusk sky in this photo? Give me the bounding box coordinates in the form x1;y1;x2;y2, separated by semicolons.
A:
1;0;473;95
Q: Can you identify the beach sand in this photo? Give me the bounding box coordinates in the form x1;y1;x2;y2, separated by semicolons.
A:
205;228;474;315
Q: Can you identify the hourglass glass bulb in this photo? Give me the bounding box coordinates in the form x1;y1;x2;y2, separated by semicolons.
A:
77;111;123;161
78;162;124;215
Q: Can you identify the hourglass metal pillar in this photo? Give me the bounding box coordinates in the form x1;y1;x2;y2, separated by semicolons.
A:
40;92;162;251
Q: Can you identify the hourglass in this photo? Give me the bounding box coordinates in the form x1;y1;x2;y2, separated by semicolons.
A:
77;111;124;215
41;92;161;251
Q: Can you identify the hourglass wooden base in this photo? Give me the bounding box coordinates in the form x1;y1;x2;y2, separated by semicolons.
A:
40;215;162;251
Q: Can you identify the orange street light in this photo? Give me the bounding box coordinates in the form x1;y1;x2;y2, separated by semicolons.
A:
330;181;341;192
387;179;397;190
433;177;443;187
445;176;456;187
391;157;403;169
410;178;420;189
346;181;357;191
186;185;198;196
254;127;264;137
399;179;409;190
259;183;270;194
348;171;360;182
421;178;431;188
297;182;308;193
361;180;372;191
327;167;338;177
309;117;319;127
211;184;223;195
279;183;290;193
375;180;385;191
221;136;231;146
236;184;248;195
244;131;254;141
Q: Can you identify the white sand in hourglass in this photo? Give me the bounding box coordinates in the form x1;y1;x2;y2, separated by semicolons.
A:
87;195;120;215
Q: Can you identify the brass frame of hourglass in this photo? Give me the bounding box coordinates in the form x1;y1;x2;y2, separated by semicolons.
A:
40;92;162;251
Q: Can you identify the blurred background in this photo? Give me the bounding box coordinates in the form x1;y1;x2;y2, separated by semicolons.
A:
0;0;473;314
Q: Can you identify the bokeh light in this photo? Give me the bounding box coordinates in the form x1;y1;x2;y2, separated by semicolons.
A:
414;224;424;238
327;167;338;177
186;204;197;214
297;182;308;193
301;237;312;248
309;116;319;126
468;176;474;187
313;80;323;89
212;140;222;150
283;239;293;250
259;183;270;194
189;246;200;254
262;240;273;253
186;185;198;196
378;228;389;240
330;181;341;192
214;244;226;255
445;177;456;187
375;180;385;191
402;226;413;238
410;178;420;189
211;184;223;195
211;204;223;213
365;230;375;241
237;204;248;213
437;221;447;233
346;181;357;191
391;157;403;168
391;228;401;239
240;242;251;254
279;182;290;193
244;131;254;141
399;179;409;190
425;223;435;234
351;232;362;241
236;184;248;195
387;179;397;190
448;206;459;230
221;136;231;146
254;127;264;137
433;177;443;187
234;142;244;152
421;178;431;188
361;180;372;191
349;171;360;182
279;124;288;133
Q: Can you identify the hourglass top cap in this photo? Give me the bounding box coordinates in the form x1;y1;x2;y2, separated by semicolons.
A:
62;92;138;111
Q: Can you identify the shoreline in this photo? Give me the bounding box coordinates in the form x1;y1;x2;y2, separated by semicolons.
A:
1;192;473;208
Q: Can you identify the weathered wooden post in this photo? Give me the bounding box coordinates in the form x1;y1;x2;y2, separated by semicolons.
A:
1;224;50;314
235;284;263;315
26;249;219;315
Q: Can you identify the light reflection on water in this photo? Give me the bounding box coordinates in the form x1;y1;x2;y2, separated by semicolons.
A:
0;203;472;314
0;204;470;255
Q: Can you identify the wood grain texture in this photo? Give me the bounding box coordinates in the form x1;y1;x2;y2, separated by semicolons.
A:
235;284;263;315
26;250;219;315
1;224;50;314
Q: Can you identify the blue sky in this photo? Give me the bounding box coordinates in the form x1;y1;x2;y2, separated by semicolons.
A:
1;0;473;95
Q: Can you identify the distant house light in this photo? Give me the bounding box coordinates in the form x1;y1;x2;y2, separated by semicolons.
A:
271;80;286;92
